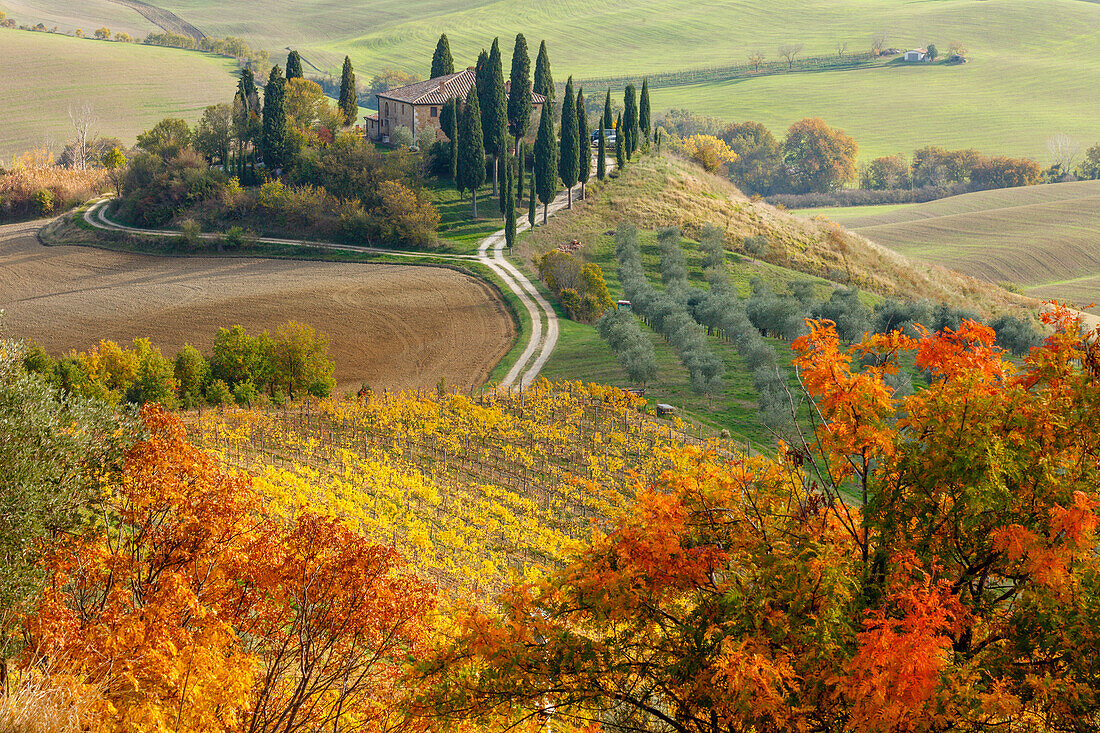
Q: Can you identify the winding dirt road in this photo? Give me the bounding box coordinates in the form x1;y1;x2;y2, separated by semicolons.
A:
83;177;584;388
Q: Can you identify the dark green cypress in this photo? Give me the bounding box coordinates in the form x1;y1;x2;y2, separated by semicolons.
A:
475;49;488;83
285;50;303;80
576;87;590;200
558;77;579;208
457;84;485;219
482;38;508;196
507;33;532;151
533;40;553;104
528;168;536;227
338;56;357;126
534;93;558;223
517;141;526;202
615;111;625;170
238;68;259;112
504;150;516;246
640;77;651;144
597;126;606;180
623;84;638;158
602;89;613;133
261;65;287;173
440;98;459;180
431;33;454;78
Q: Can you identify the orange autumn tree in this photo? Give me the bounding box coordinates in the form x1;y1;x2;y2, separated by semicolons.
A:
28;405;434;733
418;306;1100;732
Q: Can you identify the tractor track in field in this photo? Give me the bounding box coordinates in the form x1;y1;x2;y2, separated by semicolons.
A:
105;0;207;41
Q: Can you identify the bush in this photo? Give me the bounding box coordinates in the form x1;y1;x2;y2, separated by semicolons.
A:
813;287;872;342
376;180;440;248
32;188;54;215
991;314;1043;356
390;125;414;149
536;250;614;322
206;378;233;406
177;218;202;250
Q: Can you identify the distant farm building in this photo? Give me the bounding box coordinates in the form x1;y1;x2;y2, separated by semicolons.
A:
364;67;546;144
904;48;928;62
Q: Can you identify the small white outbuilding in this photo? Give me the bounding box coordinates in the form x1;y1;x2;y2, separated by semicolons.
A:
904;48;928;62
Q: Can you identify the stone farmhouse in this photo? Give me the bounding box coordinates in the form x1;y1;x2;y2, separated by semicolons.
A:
364;67;546;144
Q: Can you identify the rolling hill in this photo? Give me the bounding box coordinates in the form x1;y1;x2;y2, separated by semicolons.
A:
9;0;1100;160
0;29;238;161
805;180;1100;311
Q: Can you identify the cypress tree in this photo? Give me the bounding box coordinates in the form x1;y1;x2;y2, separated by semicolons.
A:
338;56;357;126
517;141;525;203
285;50;303;80
457;84;485;219
576;86;590;200
623;84;638;158
558;77;579;208
533;40;553;103
440;98;459;181
596;127;606;180
507;33;532;151
481;38;508;196
430;33;454;78
615;111;625;170
504;150;516;246
261;65;287;173
238;68;259;112
602;89;613;133
475;49;488;83
640;77;651;144
528;168;536;227
534;94;558;224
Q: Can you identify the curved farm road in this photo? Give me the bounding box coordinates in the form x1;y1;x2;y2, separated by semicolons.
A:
82;180;584;388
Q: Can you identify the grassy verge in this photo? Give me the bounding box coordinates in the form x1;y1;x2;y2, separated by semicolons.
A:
423;177;504;253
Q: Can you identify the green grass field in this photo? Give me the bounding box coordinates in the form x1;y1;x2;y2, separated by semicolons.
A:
805;180;1100;310
14;0;1100;162
0;30;238;161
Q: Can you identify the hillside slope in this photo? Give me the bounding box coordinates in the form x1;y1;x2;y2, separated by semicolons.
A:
522;153;1036;316
0;29;238;160
811;180;1100;310
15;0;1100;159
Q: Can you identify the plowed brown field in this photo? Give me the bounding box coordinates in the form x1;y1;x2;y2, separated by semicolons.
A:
0;221;514;393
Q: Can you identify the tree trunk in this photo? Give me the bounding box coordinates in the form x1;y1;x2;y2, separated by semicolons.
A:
472;189;478;219
567;185;572;208
492;155;499;196
543;201;548;224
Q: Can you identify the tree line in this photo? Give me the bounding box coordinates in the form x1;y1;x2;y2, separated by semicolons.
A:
659;109;1078;205
428;33;652;244
20;321;336;410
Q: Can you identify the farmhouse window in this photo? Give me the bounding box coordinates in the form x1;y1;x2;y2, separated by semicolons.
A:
385;102;389;115
431;106;438;117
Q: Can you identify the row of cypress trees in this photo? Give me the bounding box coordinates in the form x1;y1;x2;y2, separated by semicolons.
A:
433;33;654;241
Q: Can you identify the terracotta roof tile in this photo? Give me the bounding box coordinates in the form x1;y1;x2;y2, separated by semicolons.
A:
378;68;546;106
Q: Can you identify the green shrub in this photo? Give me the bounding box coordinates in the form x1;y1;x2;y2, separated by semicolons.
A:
32;188;54;215
205;378;233;406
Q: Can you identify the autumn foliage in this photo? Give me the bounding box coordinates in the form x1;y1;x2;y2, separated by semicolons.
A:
417;305;1100;732
25;405;434;733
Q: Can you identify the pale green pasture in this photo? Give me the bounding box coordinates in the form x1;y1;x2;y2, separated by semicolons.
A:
0;30;238;160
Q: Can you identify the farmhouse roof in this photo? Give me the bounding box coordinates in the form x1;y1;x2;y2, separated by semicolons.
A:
377;67;546;106
909;48;928;54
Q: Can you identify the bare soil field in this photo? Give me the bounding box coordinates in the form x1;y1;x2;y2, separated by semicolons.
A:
0;220;515;392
